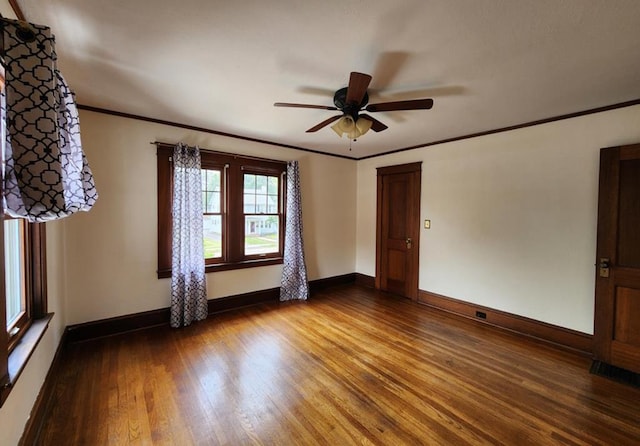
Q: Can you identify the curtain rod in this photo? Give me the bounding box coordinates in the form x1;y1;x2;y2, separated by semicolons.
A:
151;141;287;165
8;0;26;21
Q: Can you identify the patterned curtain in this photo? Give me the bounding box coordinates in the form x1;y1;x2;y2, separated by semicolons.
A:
280;160;309;301
1;18;98;222
171;144;208;327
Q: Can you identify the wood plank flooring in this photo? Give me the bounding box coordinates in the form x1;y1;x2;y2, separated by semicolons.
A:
37;285;640;445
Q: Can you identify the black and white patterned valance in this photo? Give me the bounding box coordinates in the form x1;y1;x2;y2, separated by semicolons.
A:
1;18;97;222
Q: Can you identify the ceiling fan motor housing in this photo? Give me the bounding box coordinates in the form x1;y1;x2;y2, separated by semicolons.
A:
333;87;369;118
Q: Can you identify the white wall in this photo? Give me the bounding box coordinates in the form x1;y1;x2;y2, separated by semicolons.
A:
62;111;357;325
356;105;640;334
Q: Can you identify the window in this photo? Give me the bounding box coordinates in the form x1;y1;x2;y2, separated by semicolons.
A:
157;144;286;278
202;168;222;259
243;173;280;256
5;218;28;349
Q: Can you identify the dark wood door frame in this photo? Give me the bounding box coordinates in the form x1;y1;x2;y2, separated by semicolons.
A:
375;162;422;300
593;143;640;374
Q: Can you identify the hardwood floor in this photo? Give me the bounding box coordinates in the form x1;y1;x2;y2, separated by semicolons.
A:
38;285;640;445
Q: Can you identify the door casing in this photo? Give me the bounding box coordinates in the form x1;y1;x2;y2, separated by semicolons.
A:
375;162;421;300
594;143;640;374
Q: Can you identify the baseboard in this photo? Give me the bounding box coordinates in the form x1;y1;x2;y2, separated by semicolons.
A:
355;273;375;288
65;307;170;343
309;273;356;292
19;328;67;446
65;274;357;343
418;290;593;355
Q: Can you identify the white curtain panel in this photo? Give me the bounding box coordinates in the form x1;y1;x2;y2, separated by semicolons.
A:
1;18;97;222
280;160;309;301
171;144;208;327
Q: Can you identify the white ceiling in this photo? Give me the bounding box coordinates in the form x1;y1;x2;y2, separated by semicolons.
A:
17;0;640;159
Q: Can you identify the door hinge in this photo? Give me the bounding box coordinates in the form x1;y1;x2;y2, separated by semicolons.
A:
599;258;610;278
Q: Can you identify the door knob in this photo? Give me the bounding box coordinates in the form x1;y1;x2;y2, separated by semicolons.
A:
406;237;412;249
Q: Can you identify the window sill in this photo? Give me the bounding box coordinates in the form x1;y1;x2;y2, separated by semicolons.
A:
1;313;53;406
157;258;283;279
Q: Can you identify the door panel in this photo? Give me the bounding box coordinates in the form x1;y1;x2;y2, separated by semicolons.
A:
387;249;405;281
388;181;408;239
614;286;640;344
594;144;640;374
617;159;640;267
376;163;421;300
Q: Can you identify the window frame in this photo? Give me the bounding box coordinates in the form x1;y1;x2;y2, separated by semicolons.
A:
200;160;226;265
5;217;31;352
156;144;287;278
241;169;283;260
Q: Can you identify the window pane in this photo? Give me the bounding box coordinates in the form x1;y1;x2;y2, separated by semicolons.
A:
208;170;220;192
202;192;212;213
244;194;255;213
5;219;25;329
244;174;256;193
202;169;221;192
209;192;220;213
256;194;267;214
268;176;278;195
244;216;279;255
267;195;278;214
203;215;222;259
256;175;267;192
202;169;222;214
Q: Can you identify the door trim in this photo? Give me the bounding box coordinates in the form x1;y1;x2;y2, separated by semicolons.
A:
593;146;619;362
375;162;422;300
593;142;640;369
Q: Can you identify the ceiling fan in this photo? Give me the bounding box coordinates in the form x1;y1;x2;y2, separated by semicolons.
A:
274;72;434;139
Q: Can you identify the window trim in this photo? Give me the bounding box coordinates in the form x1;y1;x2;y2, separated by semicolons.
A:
5;217;31;352
201;164;225;264
156;143;287;279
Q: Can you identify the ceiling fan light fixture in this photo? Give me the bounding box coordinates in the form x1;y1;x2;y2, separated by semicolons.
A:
331;115;371;140
355;117;372;136
331;115;354;137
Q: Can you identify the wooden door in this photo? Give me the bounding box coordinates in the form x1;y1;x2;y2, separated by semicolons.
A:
376;162;421;300
594;144;640;374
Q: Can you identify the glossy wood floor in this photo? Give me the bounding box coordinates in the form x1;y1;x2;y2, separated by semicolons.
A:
38;285;640;445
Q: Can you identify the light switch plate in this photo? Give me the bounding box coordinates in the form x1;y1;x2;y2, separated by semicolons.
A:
424;219;431;229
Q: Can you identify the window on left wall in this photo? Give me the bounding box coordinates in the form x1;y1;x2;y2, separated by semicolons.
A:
5;217;28;349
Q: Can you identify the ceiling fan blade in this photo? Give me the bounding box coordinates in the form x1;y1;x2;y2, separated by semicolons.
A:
274;102;338;110
359;114;388;132
345;72;372;106
306;115;342;132
366;98;434;112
